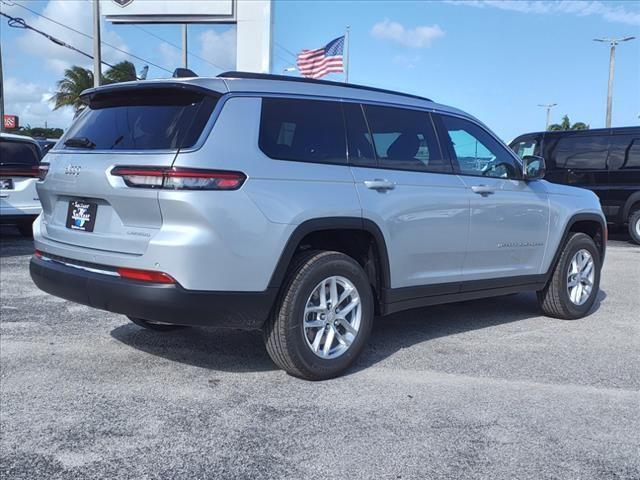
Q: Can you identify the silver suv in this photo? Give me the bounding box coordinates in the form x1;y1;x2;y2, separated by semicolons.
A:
30;72;606;380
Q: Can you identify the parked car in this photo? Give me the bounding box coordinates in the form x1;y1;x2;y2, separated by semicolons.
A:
30;72;606;380
0;133;43;236
35;138;59;155
510;127;640;244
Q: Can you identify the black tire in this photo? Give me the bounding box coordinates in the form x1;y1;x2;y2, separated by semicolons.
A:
128;316;187;332
17;222;33;238
263;250;374;381
628;210;640;245
537;233;601;319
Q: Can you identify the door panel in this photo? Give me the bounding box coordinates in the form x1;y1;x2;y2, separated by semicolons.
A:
459;176;549;280
436;113;550;280
606;135;640;223
347;103;469;289
353;168;469;288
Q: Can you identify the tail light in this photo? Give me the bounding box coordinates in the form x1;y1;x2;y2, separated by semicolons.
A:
111;167;245;191
0;165;40;178
116;267;176;284
38;164;49;181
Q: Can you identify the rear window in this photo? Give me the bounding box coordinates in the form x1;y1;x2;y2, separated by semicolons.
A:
259;98;347;165
0;140;41;170
62;88;218;151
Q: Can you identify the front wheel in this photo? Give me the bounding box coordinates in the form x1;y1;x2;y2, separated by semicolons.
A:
264;251;374;381
628;210;640;245
537;233;601;319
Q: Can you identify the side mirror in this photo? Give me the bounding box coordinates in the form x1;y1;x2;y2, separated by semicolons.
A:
522;155;546;181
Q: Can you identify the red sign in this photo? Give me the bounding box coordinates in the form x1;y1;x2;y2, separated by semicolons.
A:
3;115;19;130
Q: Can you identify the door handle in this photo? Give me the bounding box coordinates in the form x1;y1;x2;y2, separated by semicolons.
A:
471;185;494;196
364;179;395;191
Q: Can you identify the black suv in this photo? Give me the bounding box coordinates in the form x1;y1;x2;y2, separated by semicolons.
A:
510;127;640;244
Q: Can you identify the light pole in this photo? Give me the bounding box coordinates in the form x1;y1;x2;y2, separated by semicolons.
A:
92;0;102;87
593;36;635;128
282;67;296;74
538;103;557;130
182;24;188;69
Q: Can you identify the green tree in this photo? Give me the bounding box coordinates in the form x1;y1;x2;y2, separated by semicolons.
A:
548;115;590;131
50;65;94;112
50;61;138;112
103;61;137;84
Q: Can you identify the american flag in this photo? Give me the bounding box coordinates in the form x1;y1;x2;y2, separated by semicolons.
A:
297;36;345;79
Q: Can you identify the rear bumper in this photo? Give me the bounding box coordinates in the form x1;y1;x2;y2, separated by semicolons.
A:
29;255;277;329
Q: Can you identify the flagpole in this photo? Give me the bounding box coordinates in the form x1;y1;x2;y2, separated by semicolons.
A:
344;25;350;83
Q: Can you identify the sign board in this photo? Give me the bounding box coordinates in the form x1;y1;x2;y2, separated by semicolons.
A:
102;0;235;23
3;115;19;130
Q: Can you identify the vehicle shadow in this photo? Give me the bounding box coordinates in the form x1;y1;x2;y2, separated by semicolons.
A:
0;226;34;257
110;289;606;376
351;289;606;374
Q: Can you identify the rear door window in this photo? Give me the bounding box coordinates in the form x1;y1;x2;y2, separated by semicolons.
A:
362;105;449;173
0;139;41;172
259;98;347;165
555;135;609;169
62;88;219;151
607;135;640;169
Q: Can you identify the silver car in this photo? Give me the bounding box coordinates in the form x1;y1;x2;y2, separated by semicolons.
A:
30;72;606;380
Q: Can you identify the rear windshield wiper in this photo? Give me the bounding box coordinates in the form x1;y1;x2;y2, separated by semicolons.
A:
64;137;96;149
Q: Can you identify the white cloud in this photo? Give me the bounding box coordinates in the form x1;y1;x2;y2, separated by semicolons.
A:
1;0;130;74
371;19;445;48
3;78;74;130
198;27;236;71
445;1;640;26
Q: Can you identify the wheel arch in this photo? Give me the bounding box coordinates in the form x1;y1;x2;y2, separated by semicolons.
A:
621;191;640;222
546;213;606;282
267;217;391;311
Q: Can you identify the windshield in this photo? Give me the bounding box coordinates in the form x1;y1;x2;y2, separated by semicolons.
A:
62;88;219;151
510;137;539;159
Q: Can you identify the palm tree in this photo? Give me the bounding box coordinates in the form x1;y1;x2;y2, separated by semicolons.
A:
50;66;94;112
103;61;137;84
50;61;138;112
548;115;590;131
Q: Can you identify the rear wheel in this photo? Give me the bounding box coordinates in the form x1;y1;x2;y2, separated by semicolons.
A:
264;251;374;380
128;316;187;332
537;233;601;319
628;210;640;245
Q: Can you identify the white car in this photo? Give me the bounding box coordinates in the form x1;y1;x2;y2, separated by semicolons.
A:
0;133;43;236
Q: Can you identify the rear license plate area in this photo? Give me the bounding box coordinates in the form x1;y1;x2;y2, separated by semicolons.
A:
66;200;98;232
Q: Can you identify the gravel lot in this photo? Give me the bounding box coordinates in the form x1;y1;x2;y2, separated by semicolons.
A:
1;225;639;480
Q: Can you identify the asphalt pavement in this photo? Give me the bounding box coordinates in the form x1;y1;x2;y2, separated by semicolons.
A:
1;225;639;480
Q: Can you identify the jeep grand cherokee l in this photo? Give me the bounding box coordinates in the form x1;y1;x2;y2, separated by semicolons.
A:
30;72;606;380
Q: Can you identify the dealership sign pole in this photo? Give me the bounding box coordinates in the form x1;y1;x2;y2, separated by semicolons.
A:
93;0;102;87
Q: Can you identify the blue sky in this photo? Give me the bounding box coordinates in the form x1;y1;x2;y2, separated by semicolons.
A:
1;0;638;141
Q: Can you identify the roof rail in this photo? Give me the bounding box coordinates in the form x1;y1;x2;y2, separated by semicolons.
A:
217;71;432;103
